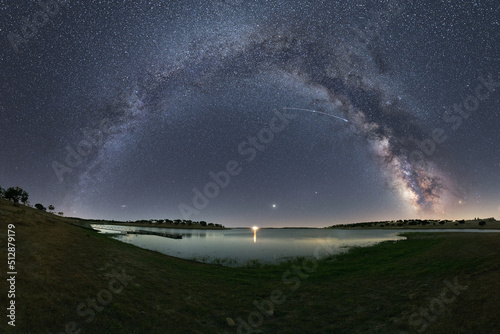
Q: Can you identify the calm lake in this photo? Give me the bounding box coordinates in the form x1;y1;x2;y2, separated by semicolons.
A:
91;225;500;266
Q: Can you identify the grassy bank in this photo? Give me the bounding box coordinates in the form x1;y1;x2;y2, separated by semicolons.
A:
1;199;500;333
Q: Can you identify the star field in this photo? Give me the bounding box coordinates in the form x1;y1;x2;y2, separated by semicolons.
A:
1;0;499;227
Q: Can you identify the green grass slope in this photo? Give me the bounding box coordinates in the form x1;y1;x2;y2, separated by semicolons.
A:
1;199;500;333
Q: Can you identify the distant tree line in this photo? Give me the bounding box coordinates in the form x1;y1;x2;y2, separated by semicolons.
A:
329;218;494;228
129;218;223;228
0;187;219;228
0;185;61;215
1;185;221;226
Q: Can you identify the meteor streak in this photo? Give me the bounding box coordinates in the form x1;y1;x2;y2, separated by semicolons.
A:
283;107;349;122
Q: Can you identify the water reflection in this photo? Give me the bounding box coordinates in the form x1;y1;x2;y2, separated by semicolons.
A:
91;225;500;267
252;226;259;243
93;225;406;266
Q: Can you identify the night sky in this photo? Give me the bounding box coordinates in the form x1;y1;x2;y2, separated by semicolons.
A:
1;1;499;227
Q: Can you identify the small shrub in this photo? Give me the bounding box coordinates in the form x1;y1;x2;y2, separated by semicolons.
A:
35;203;46;211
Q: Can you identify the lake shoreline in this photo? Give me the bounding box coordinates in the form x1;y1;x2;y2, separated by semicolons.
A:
328;217;500;229
96;222;229;229
104;226;408;266
3;200;500;333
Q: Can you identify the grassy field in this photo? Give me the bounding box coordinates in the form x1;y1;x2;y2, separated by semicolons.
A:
1;199;500;333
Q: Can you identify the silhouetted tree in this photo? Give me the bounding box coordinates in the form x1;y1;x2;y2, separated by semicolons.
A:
200;221;207;227
58;212;64;216
20;190;29;205
5;187;28;206
48;205;55;212
0;186;5;198
479;221;486;226
35;203;46;211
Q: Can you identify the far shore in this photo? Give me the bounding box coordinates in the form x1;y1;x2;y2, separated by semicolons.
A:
3;198;500;333
88;221;229;230
88;220;500;231
327;217;500;230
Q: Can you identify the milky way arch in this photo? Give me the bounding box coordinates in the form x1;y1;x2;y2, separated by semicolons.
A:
76;9;454;215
